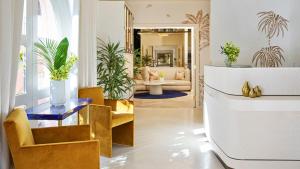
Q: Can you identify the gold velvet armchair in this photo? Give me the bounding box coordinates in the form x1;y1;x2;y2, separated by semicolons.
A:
78;87;134;157
4;108;100;169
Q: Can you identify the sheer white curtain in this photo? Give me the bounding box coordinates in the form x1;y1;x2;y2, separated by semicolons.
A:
50;0;79;99
78;0;97;88
0;0;24;168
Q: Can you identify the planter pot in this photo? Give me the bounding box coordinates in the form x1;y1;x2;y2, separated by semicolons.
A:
160;77;165;82
50;80;66;106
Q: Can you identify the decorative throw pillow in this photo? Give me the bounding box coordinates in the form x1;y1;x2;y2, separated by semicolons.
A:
175;71;185;80
135;73;143;80
149;70;159;81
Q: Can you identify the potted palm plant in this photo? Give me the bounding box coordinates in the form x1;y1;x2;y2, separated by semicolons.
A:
97;39;134;99
34;37;78;106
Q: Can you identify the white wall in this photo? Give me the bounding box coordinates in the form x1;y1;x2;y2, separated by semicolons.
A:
290;1;300;66
127;0;210;25
211;0;300;66
97;1;125;46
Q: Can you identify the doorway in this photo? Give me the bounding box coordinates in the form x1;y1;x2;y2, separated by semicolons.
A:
132;26;199;108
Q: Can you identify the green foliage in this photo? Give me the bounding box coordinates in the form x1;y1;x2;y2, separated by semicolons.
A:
97;39;134;99
142;54;153;66
221;42;240;63
133;49;142;76
19;52;24;61
33;37;78;80
159;71;165;78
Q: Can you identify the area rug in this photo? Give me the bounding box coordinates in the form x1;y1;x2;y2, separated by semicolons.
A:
134;91;188;99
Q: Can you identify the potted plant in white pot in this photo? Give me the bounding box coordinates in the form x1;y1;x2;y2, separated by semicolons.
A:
34;37;78;106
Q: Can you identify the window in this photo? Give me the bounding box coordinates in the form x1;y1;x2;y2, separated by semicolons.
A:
16;45;26;95
15;0;79;107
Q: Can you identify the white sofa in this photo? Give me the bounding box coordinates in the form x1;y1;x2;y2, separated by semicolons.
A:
135;67;191;91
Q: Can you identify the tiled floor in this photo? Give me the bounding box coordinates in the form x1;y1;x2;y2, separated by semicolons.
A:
101;94;226;169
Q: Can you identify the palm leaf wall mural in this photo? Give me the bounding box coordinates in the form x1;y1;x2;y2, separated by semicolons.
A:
258;11;288;41
182;10;210;50
182;10;209;106
252;11;289;67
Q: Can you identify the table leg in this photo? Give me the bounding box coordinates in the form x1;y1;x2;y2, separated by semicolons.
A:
149;85;163;95
58;120;62;126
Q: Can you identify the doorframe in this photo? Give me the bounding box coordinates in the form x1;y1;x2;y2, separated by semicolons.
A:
134;23;200;108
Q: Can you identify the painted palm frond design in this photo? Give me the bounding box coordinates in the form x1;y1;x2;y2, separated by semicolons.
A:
252;46;285;67
258;11;289;40
252;11;289;67
182;10;210;50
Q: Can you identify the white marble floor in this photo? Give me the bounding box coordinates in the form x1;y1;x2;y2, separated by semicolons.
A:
101;106;226;169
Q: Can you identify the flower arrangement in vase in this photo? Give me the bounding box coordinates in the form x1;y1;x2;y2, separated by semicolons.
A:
220;42;240;67
159;72;166;82
34;37;78;106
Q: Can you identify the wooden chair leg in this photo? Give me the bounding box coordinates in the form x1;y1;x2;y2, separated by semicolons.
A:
89;105;113;158
112;121;134;146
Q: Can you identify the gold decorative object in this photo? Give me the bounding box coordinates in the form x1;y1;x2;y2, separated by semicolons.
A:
252;11;289;67
242;82;262;98
254;86;262;97
182;10;210;50
242;81;251;97
249;88;257;98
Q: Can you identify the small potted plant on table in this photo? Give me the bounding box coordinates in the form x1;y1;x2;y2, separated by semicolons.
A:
221;42;240;67
34;37;78;106
159;72;165;82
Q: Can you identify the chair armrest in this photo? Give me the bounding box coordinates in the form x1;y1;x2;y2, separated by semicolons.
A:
104;99;134;113
89;104;113;138
32;125;91;144
20;140;99;169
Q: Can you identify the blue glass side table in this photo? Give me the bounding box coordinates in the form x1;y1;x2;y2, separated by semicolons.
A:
26;98;92;126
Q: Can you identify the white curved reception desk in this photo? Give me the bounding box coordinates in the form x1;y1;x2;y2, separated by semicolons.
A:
204;65;300;169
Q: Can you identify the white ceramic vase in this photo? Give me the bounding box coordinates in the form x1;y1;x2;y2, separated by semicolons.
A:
50;80;66;106
160;77;165;82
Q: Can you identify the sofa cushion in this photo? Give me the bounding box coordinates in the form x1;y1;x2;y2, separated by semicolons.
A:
147;67;190;81
164;80;191;86
175;71;185;80
149;70;159;81
134;73;143;80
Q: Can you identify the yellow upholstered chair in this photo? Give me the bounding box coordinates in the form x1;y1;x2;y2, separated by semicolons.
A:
78;87;134;157
4;108;100;169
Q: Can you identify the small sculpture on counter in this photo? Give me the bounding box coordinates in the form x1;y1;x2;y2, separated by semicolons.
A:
254;86;262;97
242;81;251;97
242;81;262;98
249;88;257;98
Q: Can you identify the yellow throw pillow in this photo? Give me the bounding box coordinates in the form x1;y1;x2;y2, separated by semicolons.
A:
175;71;185;80
149;70;159;81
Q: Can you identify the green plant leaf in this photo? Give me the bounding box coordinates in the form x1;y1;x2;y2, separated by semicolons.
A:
97;38;134;99
54;37;69;70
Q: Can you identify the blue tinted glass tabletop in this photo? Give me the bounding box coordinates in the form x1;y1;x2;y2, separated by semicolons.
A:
26;98;92;120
